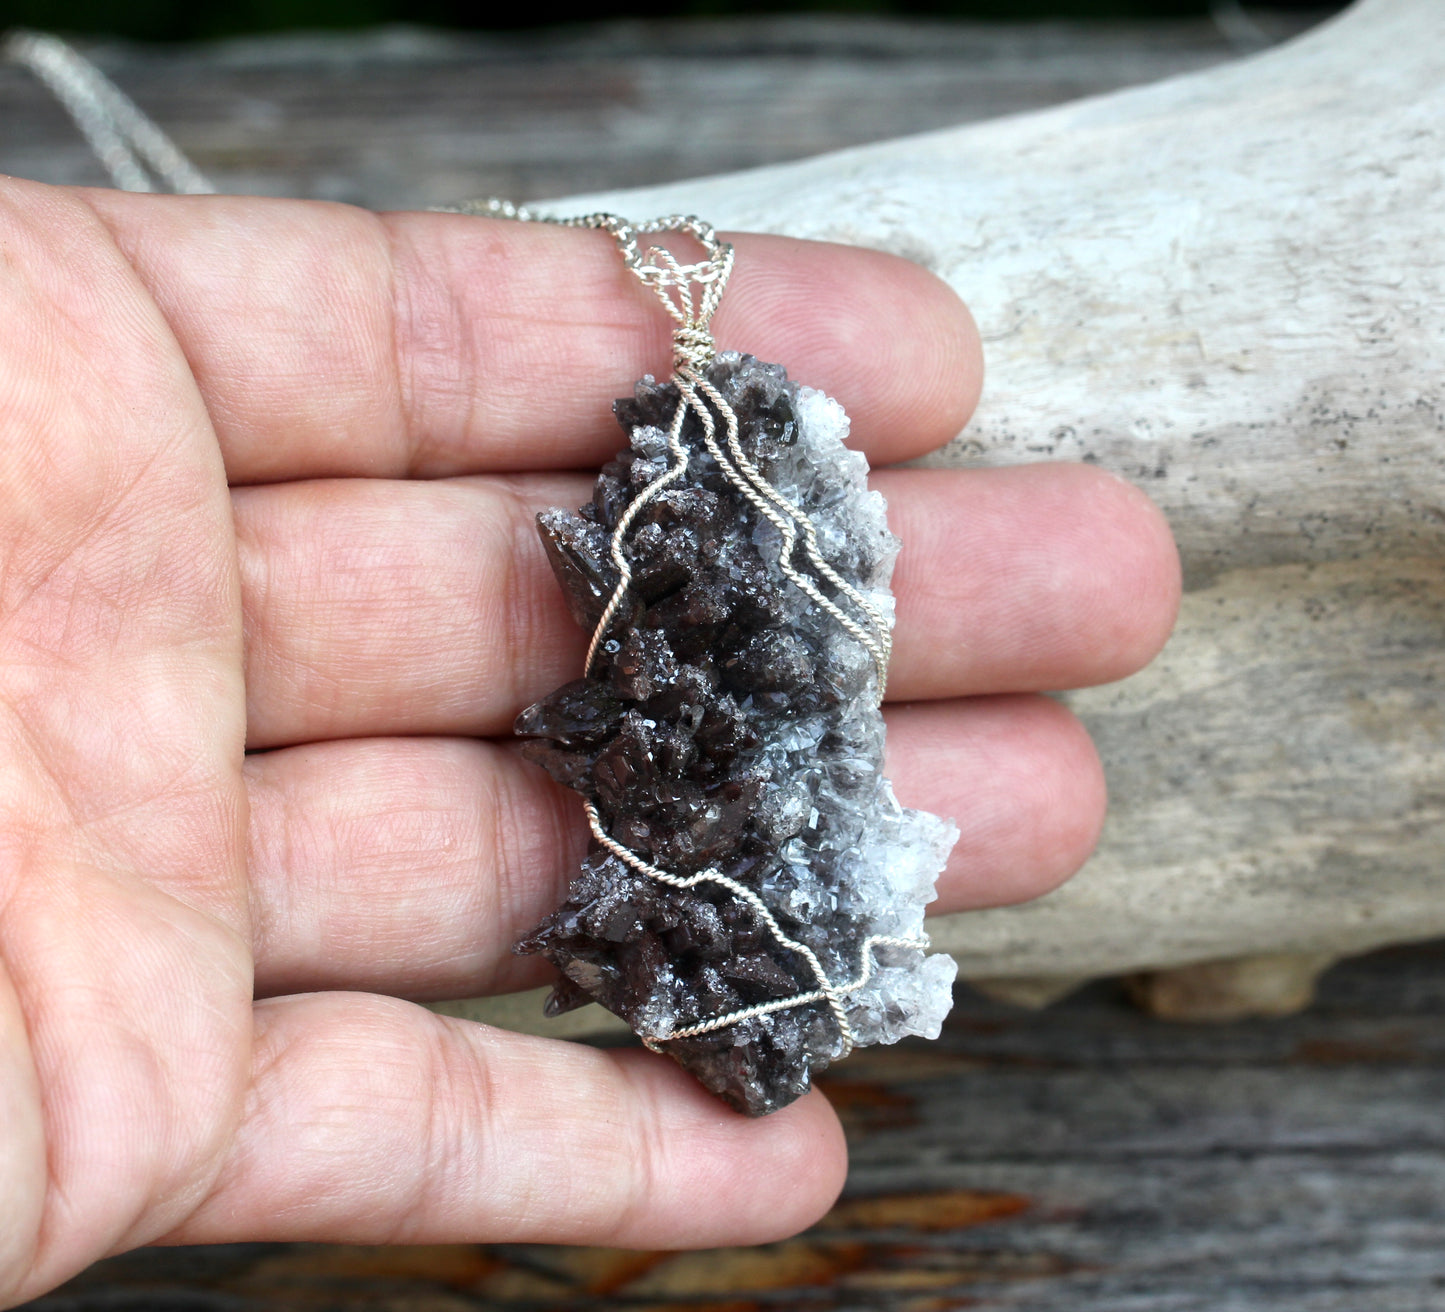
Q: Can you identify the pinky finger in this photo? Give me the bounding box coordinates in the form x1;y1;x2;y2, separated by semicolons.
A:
167;992;846;1249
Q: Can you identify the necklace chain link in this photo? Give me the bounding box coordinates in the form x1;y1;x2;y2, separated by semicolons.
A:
449;198;735;358
5;29;213;195
5;30;735;353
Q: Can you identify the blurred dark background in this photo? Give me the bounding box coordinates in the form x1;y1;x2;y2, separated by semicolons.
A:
0;0;1349;208
0;0;1345;41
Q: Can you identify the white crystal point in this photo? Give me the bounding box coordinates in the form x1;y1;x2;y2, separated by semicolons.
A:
734;354;960;1048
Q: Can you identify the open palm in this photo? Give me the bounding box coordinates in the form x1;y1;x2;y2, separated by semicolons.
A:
0;180;1179;1305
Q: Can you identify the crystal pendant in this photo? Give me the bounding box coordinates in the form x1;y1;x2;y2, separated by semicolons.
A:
515;351;957;1116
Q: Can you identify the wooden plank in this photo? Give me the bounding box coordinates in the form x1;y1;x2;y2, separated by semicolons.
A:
0;17;1327;210
30;942;1445;1310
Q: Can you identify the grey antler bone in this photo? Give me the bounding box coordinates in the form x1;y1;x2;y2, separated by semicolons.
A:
541;0;1445;1001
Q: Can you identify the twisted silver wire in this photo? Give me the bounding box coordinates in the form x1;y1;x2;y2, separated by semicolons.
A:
539;209;891;701
449;200;734;335
4;30;214;194
687;367;893;697
577;321;922;1053
584;796;925;1055
454;203;926;1051
664;932;932;1044
583;395;691;678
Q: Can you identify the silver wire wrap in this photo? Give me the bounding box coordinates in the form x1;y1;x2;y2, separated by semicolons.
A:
450;199;893;696
584;798;927;1055
462;201;924;1055
4;30;214;195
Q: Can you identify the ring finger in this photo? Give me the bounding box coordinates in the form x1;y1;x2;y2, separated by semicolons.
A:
245;693;1104;1001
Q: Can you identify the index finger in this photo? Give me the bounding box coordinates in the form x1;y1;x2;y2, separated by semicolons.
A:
79;191;983;483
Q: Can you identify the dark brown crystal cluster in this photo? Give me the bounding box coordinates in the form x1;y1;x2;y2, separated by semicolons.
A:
515;354;956;1116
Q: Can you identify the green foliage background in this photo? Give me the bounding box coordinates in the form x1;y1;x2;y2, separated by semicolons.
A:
0;0;1335;40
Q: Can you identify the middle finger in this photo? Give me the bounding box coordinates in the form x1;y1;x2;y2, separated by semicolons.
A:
236;463;1177;748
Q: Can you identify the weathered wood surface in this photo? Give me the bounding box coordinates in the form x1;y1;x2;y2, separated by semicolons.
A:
7;15;1440;1311
559;0;1445;988
0;16;1322;209
28;943;1445;1310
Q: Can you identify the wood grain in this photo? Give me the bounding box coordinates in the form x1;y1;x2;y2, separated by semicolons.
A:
0;18;1310;209
29;943;1445;1310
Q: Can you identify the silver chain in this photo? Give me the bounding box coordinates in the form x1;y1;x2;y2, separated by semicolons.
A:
3;30;736;339
445;198;735;365
4;29;214;195
454;199;731;295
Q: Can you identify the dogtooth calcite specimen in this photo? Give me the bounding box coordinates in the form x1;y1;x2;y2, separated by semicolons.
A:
515;351;958;1115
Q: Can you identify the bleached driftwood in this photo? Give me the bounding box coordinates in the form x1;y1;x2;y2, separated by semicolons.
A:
541;0;1445;1002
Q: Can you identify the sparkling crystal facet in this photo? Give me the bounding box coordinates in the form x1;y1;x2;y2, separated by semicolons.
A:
516;353;957;1116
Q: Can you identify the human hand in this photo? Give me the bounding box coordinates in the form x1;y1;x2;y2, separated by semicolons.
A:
0;180;1179;1304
